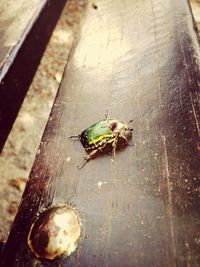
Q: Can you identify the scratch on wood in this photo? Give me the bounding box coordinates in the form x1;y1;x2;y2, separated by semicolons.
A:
106;212;113;245
105;160;118;246
162;134;177;267
179;84;184;109
150;0;163;108
190;92;200;137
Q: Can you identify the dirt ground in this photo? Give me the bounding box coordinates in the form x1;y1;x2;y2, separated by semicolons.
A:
0;0;199;243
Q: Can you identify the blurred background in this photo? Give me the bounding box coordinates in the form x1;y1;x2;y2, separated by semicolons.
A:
0;0;200;243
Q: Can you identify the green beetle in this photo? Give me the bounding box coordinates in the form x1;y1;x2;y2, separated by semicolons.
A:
70;117;133;168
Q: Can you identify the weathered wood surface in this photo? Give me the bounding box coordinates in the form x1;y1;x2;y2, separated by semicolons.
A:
0;0;47;82
1;0;200;266
0;0;67;151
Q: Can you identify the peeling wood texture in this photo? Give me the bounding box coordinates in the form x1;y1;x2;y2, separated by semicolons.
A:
0;0;47;82
1;0;200;266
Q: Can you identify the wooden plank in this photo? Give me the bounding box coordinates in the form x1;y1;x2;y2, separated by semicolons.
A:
0;0;67;151
1;0;200;266
0;0;47;82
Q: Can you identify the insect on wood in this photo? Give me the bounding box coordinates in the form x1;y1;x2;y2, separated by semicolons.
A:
70;116;133;168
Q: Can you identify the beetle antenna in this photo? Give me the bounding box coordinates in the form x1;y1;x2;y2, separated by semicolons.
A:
128;120;135;129
105;109;109;119
130;128;136;135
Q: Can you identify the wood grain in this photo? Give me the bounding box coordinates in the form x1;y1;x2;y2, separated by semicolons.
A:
1;0;200;266
0;0;48;82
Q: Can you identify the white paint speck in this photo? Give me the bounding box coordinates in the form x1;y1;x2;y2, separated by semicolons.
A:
66;157;71;162
97;181;107;189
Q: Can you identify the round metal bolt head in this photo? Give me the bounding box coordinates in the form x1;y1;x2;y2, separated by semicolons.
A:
28;205;81;260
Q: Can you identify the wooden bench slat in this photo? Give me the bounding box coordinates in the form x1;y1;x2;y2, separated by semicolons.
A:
0;0;47;82
1;0;200;266
0;0;67;151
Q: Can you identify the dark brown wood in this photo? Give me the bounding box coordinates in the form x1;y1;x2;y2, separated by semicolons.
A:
0;0;67;151
1;0;200;266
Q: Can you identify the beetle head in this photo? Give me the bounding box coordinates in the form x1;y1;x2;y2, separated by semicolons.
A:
121;126;133;140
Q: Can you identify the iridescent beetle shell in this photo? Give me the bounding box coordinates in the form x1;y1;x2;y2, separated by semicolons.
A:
28;205;81;260
70;118;133;168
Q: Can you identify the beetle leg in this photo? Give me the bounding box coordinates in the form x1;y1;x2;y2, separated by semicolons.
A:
77;149;99;169
120;132;128;142
69;135;81;141
112;135;119;159
78;139;111;168
120;132;135;146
